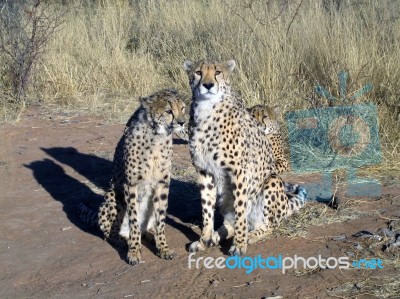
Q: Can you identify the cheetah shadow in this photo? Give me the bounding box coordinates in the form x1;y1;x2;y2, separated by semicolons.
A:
24;157;132;261
23;159;101;233
26;146;202;260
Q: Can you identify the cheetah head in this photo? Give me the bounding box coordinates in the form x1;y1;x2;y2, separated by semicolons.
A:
183;59;236;102
140;89;187;135
248;105;280;135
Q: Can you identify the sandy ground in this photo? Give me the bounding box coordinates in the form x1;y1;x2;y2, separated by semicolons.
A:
0;107;399;299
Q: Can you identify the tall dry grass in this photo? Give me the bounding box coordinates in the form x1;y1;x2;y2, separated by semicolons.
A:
1;0;399;170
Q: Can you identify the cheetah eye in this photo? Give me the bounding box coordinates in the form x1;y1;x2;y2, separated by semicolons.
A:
195;71;202;76
215;70;221;75
165;109;173;115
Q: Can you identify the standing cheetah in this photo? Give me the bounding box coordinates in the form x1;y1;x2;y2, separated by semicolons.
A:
183;59;306;255
248;104;290;173
79;89;186;265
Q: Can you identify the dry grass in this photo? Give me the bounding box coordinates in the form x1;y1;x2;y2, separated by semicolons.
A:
1;0;399;168
273;202;373;237
327;274;400;298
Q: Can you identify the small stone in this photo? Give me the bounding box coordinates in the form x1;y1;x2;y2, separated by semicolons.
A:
331;235;347;241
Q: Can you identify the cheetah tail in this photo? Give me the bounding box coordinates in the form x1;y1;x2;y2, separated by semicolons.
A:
77;203;99;228
284;182;307;214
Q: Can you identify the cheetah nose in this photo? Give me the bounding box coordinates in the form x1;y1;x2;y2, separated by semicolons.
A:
178;120;186;126
203;83;214;90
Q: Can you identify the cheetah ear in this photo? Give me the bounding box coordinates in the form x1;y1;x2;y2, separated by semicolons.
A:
225;59;236;72
271;105;281;116
139;96;151;108
183;60;192;72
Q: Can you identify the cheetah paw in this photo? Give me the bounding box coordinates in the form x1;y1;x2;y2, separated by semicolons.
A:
247;230;271;244
211;231;221;246
247;235;258;245
228;244;247;256
157;249;176;260
247;235;264;245
188;241;206;253
127;251;141;266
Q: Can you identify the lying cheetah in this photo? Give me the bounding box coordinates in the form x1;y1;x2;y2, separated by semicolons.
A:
248;104;290;173
79;89;186;265
183;59;306;255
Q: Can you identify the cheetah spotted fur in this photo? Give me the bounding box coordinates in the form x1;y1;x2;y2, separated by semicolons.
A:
183;59;306;256
79;89;186;265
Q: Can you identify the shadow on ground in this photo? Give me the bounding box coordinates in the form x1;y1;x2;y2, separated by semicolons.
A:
25;146;202;252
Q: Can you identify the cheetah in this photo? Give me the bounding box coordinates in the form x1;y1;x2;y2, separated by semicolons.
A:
248;104;290;173
79;88;186;265
183;59;306;255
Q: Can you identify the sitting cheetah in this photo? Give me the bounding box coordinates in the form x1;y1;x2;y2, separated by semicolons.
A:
248;104;290;173
79;89;186;265
183;59;306;255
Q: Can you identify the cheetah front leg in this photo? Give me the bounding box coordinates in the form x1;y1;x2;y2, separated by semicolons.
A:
98;188;117;238
98;188;126;247
211;185;235;245
228;175;249;256
247;175;289;244
152;181;176;260
247;193;274;244
189;172;216;253
124;183;142;265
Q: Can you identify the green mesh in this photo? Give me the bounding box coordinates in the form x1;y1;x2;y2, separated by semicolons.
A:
285;103;382;200
285;103;382;174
